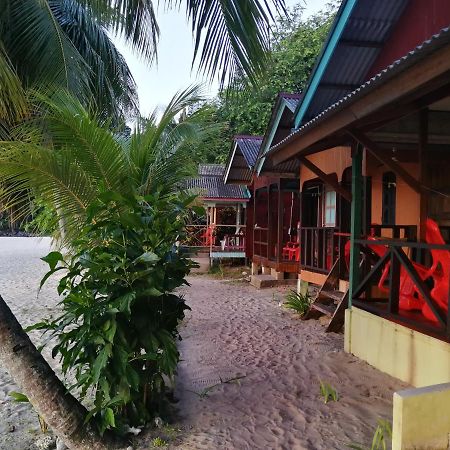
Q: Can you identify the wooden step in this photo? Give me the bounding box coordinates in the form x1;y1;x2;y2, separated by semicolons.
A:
320;289;346;304
311;302;335;317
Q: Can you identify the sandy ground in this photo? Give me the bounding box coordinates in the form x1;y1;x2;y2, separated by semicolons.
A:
0;238;407;449
0;237;62;450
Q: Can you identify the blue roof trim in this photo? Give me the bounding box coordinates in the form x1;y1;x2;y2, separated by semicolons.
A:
294;0;357;128
255;94;300;175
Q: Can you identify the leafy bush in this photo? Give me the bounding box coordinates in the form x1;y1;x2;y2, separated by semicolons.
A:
24;197;58;235
34;190;195;434
284;290;311;316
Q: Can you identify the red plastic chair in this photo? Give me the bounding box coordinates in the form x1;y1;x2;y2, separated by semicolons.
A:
421;219;450;322
282;241;300;261
201;226;215;246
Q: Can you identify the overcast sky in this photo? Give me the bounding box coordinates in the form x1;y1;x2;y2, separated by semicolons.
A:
112;0;328;117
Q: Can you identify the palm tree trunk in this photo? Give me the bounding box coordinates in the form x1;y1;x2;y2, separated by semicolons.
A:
0;294;128;450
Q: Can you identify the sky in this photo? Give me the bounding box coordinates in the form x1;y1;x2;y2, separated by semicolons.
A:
112;0;328;117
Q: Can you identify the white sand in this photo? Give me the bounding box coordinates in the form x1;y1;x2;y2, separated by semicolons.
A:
0;238;407;449
170;276;407;449
0;237;61;450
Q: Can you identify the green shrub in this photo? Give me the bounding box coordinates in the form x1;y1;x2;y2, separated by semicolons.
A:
33;190;195;434
284;290;312;316
152;437;168;447
24;197;58;235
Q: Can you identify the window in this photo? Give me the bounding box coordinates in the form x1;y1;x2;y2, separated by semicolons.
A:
382;172;396;225
324;189;336;227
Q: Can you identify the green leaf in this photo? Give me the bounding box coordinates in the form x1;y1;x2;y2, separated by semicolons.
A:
9;392;29;403
92;344;111;386
134;252;160;264
41;251;64;271
115;292;136;314
104;407;115;428
133;352;158;361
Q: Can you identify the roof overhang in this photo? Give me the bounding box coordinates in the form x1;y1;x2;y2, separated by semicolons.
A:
256;94;301;176
268;29;450;166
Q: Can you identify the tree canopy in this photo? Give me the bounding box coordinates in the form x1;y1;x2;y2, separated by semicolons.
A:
192;3;337;164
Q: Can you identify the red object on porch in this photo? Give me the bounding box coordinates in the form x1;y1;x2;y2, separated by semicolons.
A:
282;241;300;261
344;232;432;312
201;226;215;246
421;219;450;322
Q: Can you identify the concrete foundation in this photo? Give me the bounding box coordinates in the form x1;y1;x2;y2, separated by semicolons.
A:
393;383;450;449
345;307;450;387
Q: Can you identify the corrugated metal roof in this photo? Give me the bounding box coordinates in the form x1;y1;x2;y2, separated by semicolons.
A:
198;164;225;177
185;175;250;200
296;0;409;125
234;135;263;167
186;164;250;200
271;26;450;155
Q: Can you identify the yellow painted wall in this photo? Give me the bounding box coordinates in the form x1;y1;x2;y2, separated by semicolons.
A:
300;146;351;184
345;307;450;387
366;155;420;229
393;383;450;450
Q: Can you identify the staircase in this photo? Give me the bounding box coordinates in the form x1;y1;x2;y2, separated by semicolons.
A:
303;258;348;332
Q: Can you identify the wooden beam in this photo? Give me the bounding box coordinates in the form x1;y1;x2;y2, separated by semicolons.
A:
347;129;425;194
298;156;352;202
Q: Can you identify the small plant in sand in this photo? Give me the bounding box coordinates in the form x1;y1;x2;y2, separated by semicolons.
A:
10;392;48;433
208;263;224;278
152;437;168;447
284;290;312;316
188;375;246;399
347;419;392;450
319;380;339;403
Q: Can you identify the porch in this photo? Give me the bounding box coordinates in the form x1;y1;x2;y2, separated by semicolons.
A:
266;27;450;387
251;178;300;286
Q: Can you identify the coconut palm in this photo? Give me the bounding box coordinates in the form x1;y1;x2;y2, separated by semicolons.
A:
0;0;285;127
0;85;209;240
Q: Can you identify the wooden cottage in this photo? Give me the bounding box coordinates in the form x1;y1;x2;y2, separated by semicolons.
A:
224;94;302;287
184;164;250;260
265;0;450;387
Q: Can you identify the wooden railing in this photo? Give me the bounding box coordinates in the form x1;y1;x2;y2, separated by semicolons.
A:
352;238;450;340
181;224;246;251
254;226;268;259
300;227;350;276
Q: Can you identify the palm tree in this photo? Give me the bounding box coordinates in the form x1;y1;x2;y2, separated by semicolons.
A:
0;86;208;236
0;0;286;127
0;87;215;448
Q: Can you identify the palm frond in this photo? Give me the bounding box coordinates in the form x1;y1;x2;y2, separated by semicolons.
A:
168;0;287;86
3;0;90;98
0;43;28;125
52;0;139;121
19;91;131;195
76;0;160;62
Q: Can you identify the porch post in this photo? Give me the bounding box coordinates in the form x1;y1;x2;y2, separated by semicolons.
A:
419;108;429;242
348;143;364;307
277;182;283;264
